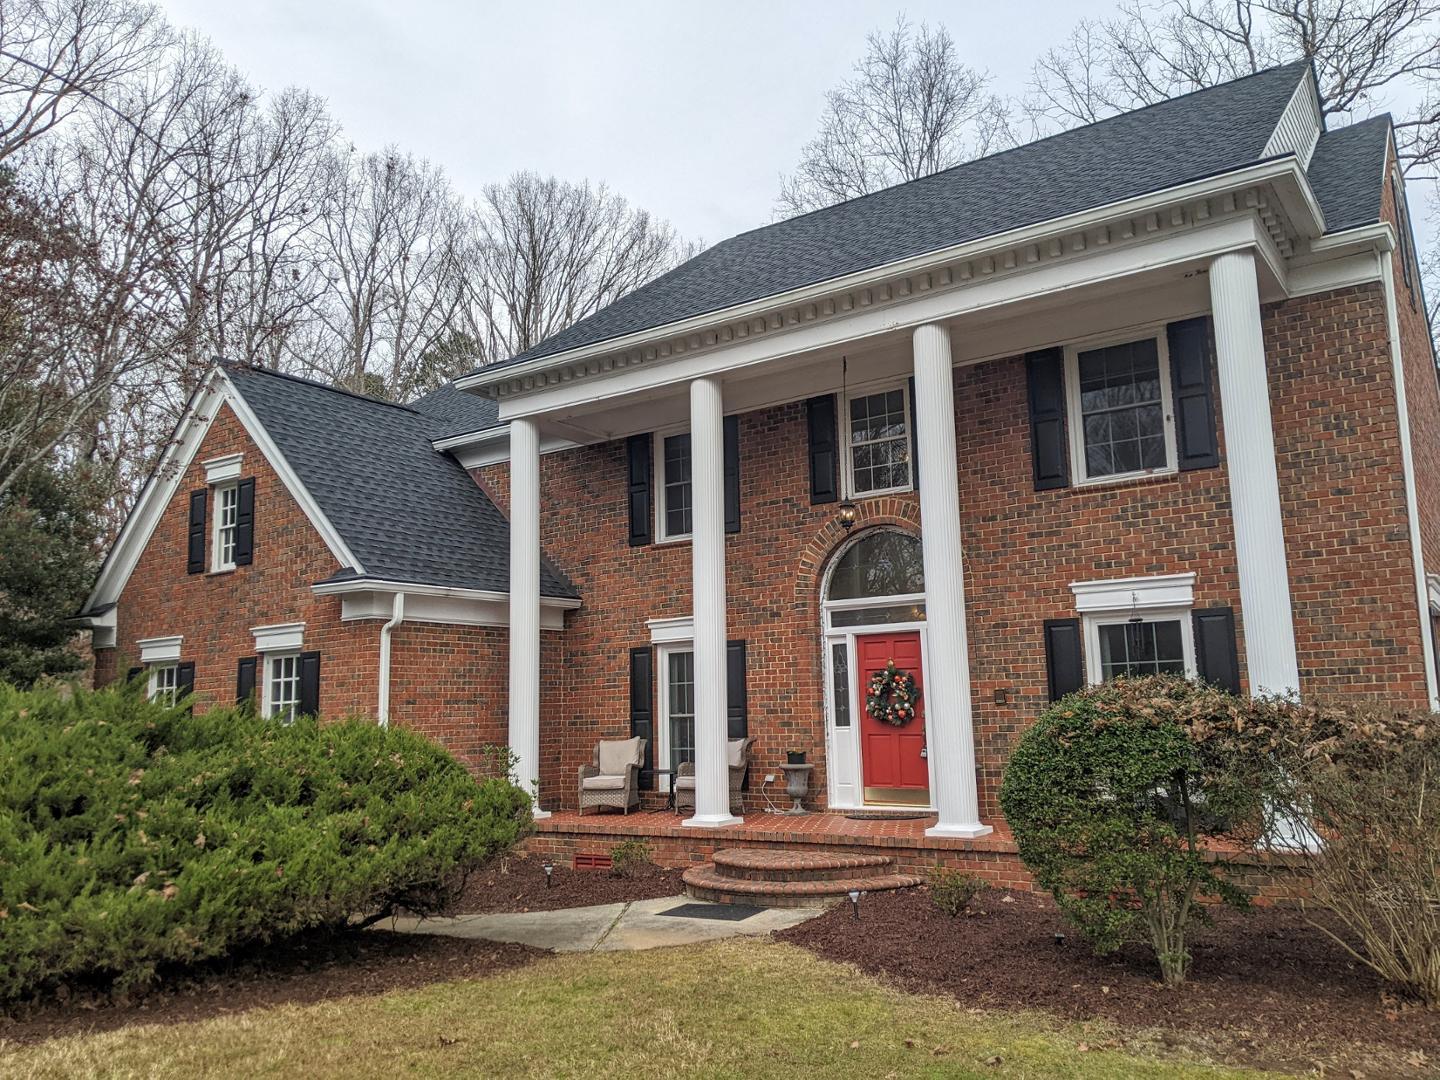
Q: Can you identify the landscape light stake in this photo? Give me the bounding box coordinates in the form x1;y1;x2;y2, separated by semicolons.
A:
849;889;862;920
543;860;554;888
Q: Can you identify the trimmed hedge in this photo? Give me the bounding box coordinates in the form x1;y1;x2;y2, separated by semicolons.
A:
0;681;531;1002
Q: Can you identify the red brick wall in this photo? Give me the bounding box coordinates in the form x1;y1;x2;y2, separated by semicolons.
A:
97;402;512;773
480;282;1431;820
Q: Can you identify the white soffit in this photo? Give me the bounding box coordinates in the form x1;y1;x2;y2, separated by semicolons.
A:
137;635;183;663
251;622;305;652
1070;573;1197;614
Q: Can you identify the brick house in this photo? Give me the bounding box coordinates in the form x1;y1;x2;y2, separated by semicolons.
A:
84;62;1439;877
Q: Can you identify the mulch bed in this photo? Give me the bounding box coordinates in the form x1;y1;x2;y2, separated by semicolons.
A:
779;886;1439;1075
440;850;686;914
0;930;542;1047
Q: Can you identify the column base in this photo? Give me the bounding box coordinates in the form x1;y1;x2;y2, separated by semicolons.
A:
683;813;744;829
532;808;552;821
925;822;993;839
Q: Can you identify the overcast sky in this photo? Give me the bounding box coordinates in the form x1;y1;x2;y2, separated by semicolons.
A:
156;1;1123;243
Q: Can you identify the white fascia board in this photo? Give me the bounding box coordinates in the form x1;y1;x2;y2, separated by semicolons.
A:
311;576;581;609
459;157;1324;399
84;367;366;618
137;635;183;663
432;426;507;453
501;214;1272;421
1071;572;1197;614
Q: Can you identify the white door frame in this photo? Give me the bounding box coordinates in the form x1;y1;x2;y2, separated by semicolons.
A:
823;618;935;810
655;641;695;793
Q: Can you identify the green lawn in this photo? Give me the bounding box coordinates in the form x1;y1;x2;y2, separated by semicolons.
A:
1;938;1284;1079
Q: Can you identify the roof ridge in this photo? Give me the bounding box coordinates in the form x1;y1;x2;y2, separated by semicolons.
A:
732;59;1311;241
221;360;426;416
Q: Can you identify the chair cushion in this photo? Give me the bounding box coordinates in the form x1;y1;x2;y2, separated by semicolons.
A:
596;737;643;776
672;776;696;791
727;739;748;769
581;774;626;791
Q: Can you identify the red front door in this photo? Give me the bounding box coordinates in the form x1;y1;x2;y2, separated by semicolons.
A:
856;631;929;805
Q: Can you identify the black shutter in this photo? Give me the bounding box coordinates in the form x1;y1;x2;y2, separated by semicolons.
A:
298;650;321;717
726;640;748;739
236;656;258;705
1193;606;1241;694
907;375;920;489
1044;618;1084;701
626;434;652;547
176;661;196;712
723;415;741;534
628;646;655;789
806;394;839;504
233;477;256;565
1167;318;1220;471
126;665;143;684
186;489;207;573
1025;348;1070;490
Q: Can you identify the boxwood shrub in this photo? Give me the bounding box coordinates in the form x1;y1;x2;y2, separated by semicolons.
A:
0;681;532;1002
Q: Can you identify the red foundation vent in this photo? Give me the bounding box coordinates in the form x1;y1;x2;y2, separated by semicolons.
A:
573;852;613;871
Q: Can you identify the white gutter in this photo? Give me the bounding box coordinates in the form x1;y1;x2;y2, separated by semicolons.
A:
377;592;406;728
311;576;581;609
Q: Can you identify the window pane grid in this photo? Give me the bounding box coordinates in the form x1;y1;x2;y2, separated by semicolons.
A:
149;664;179;705
661;433;692;538
268;653;300;722
1077;339;1167;478
848;389;910;494
667;650;695;776
1098;620;1185;680
830;643;851;728
216;485;238;567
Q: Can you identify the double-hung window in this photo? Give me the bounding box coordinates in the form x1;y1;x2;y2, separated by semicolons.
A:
658;646;696;789
1074;574;1198;685
1066;335;1176;483
844;386;912;497
265;652;301;722
212;482;239;571
655;432;693;541
148;663;180;705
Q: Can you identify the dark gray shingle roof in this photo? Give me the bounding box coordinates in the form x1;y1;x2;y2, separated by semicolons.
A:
1304;115;1390;233
227;366;577;599
410;381;502;439
487;61;1312;371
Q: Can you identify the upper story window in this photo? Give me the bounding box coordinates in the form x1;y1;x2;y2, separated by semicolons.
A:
1066;334;1177;483
844;386;912;497
656;431;692;541
212;482;239;571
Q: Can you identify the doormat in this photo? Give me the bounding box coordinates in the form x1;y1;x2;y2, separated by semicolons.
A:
658;902;763;921
842;810;931;821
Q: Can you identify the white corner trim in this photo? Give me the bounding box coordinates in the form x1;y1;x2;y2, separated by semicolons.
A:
252;622;305;653
202;452;243;484
137;635;183;663
1070;572;1197;614
647;616;694;644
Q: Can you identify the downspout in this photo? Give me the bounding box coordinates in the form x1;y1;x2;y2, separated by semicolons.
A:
377;592;406;727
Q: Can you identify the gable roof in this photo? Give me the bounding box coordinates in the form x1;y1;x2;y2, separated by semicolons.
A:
223;366;577;598
1304;114;1391;234
410;380;502;439
483;61;1315;372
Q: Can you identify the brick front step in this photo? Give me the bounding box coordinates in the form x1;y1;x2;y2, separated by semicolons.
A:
682;864;922;907
711;847;896;882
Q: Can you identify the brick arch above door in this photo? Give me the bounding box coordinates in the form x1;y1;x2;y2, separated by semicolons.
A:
792;499;922;620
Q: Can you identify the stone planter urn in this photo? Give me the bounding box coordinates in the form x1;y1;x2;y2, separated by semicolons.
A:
778;763;814;815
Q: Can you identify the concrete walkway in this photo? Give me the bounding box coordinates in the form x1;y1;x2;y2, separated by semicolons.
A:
386;895;819;953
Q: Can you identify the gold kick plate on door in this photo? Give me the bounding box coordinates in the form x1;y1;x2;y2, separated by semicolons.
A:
863;786;931;806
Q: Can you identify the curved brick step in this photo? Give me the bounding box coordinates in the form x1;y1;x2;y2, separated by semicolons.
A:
682;864;922;908
710;847;895;883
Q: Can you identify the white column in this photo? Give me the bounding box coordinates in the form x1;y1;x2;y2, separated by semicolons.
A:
913;323;991;839
508;416;547;818
685;375;742;827
1210;250;1301;697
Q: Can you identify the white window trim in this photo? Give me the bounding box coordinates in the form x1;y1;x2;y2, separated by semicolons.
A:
202;452;243;484
1083;607;1197;684
137;635;183;664
148;662;180;705
653;427;692;543
252;621;305;653
1063;328;1179;487
263;651;302;721
655;641;695;793
841;381;914;500
211;481;239;572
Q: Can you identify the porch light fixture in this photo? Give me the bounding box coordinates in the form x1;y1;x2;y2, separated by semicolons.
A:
837;499;858;531
542;859;554;888
1125;591;1146;654
837;355;858;532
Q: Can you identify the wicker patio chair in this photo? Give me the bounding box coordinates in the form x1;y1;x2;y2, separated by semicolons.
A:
673;736;754;815
578;736;646;815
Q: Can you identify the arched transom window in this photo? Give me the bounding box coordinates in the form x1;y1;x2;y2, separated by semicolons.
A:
823;530;926;629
